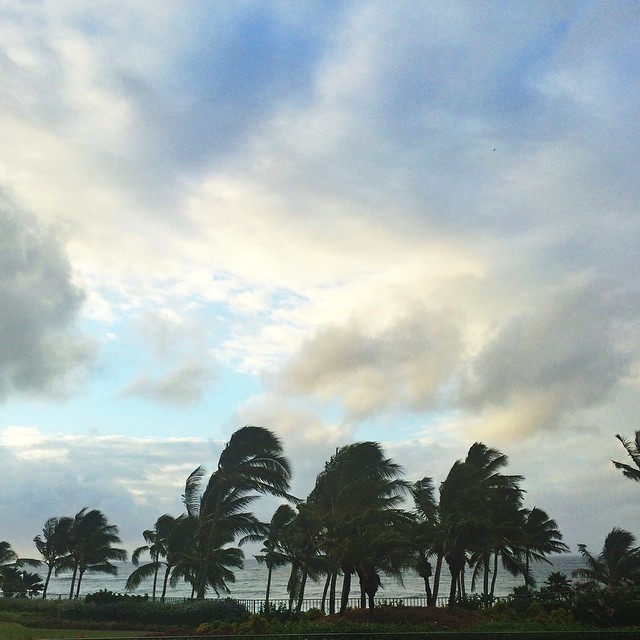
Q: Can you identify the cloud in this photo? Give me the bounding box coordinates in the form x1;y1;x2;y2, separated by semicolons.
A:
461;275;637;438
0;426;224;556
117;310;219;405
122;363;216;406
0;196;94;400
273;306;462;419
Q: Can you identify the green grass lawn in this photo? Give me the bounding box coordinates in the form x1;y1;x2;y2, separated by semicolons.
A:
0;621;144;640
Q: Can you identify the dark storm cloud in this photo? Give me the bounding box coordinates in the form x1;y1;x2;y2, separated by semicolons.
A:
0;196;94;400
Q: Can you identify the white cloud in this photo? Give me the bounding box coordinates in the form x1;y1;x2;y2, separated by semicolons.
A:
1;1;639;558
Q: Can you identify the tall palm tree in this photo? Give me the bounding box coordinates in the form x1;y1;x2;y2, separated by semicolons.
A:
255;503;296;611
519;507;569;587
58;508;127;598
186;426;294;599
33;516;73;598
573;527;640;588
126;514;178;600
613;431;640;482
409;477;441;606
439;442;524;607
281;502;326;613
308;441;409;614
468;483;525;605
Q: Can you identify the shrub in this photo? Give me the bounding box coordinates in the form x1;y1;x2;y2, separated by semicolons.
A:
572;585;640;627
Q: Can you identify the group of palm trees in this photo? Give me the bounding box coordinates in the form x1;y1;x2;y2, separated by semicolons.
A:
4;426;640;606
0;508;126;598
124;429;570;611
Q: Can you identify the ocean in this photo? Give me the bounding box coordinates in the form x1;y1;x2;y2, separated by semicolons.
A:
39;554;586;604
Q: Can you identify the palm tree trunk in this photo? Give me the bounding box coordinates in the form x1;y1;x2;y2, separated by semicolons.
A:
430;553;443;606
152;566;159;601
161;566;171;602
296;567;308;613
69;564;78;598
320;572;331;613
329;570;338;614
265;564;273;611
75;568;85;598
490;552;499;600
339;569;352;615
482;554;490;607
42;565;54;599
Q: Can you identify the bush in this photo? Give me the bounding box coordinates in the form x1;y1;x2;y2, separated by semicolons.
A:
572;585;640;627
0;594;249;630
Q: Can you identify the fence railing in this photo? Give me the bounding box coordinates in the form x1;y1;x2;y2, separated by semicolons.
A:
39;591;569;611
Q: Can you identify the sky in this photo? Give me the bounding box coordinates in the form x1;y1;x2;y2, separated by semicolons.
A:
1;1;640;561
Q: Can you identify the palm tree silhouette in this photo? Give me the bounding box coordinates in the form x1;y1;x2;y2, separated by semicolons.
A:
33;516;73;598
255;503;295;612
58;508;127;598
186;426;294;599
574;527;640;588
308;441;409;614
613;431;640;482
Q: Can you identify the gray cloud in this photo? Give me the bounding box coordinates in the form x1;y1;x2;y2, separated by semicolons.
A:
461;276;637;436
122;363;216;406
0;428;224;556
0;196;94;400
273;307;462;419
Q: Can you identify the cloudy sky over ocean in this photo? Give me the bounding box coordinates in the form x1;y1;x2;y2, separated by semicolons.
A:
1;1;639;557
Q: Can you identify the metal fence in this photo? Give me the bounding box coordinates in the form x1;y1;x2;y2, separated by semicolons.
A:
40;591;568;612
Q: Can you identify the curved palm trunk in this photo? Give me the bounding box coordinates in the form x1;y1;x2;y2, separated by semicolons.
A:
42;565;54;599
328;570;338;614
68;564;78;598
75;568;86;598
295;567;308;613
161;565;171;602
422;575;433;603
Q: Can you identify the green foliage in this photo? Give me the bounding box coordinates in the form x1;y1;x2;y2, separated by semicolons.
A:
571;585;640;627
84;589;148;604
259;601;296;621
0;594;249;630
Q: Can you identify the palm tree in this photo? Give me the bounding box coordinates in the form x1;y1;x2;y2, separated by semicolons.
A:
308;441;409;614
58;508;127;598
439;442;524;607
126;514;178;600
613;432;640;482
541;571;572;595
519;507;569;588
33;516;73;598
409;477;441;605
186;426;295;599
468;483;526;605
255;503;296;611
0;567;44;598
573;527;640;588
281;502;326;613
0;542;17;568
0;542;18;596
